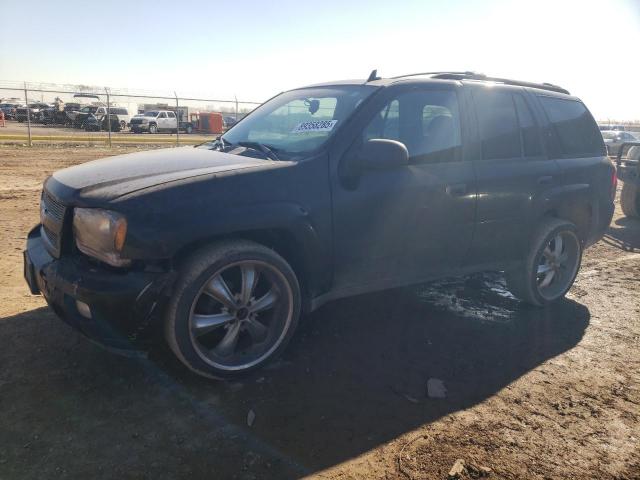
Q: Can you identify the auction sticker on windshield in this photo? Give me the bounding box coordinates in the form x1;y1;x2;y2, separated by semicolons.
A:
291;120;338;134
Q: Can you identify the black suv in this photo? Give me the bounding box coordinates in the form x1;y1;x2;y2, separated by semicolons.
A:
24;72;615;378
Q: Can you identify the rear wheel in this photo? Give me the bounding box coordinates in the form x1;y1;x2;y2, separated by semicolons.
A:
620;182;640;218
165;240;301;379
120;120;126;130
506;218;582;306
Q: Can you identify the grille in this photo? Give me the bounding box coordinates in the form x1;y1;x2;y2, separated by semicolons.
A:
130;118;144;125
42;190;65;221
42;224;59;247
40;189;67;257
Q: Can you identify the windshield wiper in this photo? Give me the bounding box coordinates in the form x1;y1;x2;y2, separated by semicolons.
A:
205;138;280;161
236;141;280;161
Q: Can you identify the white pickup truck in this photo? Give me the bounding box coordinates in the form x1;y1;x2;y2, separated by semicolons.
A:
129;110;180;133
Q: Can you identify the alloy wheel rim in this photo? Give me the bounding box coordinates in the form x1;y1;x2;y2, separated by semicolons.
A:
535;231;580;300
188;260;293;371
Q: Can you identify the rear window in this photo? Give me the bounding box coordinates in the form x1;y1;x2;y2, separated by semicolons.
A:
538;96;604;157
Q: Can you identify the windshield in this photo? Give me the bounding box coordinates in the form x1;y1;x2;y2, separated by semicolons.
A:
218;85;376;157
144;111;159;117
80;106;98;113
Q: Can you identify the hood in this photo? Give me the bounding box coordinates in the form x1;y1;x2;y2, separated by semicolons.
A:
48;146;273;202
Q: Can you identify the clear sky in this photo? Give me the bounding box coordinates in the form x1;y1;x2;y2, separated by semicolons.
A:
1;0;639;120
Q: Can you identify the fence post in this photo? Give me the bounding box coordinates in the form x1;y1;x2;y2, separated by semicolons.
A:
235;95;238;121
105;87;111;148
174;91;180;147
24;82;32;147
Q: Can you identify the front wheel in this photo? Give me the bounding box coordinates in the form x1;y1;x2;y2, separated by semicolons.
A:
149;123;158;134
165;240;301;379
506;218;582;306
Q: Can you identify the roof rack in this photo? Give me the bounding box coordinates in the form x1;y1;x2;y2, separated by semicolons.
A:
391;71;570;95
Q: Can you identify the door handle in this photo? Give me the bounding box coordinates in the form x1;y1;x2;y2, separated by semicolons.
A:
446;183;467;196
537;175;554;185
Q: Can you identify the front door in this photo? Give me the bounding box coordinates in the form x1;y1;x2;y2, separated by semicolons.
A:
330;84;477;290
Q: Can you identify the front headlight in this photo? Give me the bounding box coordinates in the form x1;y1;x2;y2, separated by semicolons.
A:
73;208;130;267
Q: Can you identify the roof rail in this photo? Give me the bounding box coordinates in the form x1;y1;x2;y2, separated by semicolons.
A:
392;71;570;95
391;71;478;79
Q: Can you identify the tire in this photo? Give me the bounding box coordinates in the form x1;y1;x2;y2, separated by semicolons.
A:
149;123;157;134
165;240;301;379
120;120;126;130
185;125;193;134
506;218;582;307
620;182;640;218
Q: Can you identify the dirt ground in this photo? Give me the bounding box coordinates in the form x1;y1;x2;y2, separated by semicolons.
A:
0;144;638;480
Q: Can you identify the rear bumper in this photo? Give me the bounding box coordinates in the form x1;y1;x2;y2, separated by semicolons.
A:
585;200;615;248
24;226;175;351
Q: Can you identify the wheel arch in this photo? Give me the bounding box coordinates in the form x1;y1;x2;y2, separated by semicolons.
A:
170;225;329;313
542;201;592;243
535;184;593;244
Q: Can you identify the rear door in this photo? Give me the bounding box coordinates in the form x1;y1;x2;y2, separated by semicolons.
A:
534;94;610;240
157;112;169;130
167;111;178;129
467;85;559;265
330;83;477;289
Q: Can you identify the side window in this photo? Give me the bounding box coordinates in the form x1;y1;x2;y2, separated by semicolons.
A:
538;96;604;157
159;112;167;118
513;94;543;157
474;90;521;160
167;111;176;118
363;90;461;163
364;99;400;142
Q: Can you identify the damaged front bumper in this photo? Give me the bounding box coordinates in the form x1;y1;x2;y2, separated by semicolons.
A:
23;225;175;351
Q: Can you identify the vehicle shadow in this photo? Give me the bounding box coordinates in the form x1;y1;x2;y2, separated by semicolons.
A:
0;274;590;479
602;216;640;251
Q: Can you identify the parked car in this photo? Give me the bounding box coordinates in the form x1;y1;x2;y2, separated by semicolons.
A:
24;71;615;378
129;110;178;133
84;114;122;132
15;103;50;122
602;130;637;156
107;107;132;130
599;124;626;131
71;105;111;128
0;103;19;119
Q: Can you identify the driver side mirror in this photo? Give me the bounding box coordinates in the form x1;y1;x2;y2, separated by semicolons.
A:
360;139;409;169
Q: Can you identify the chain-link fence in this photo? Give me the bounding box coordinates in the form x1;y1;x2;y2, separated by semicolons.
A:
0;81;263;147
